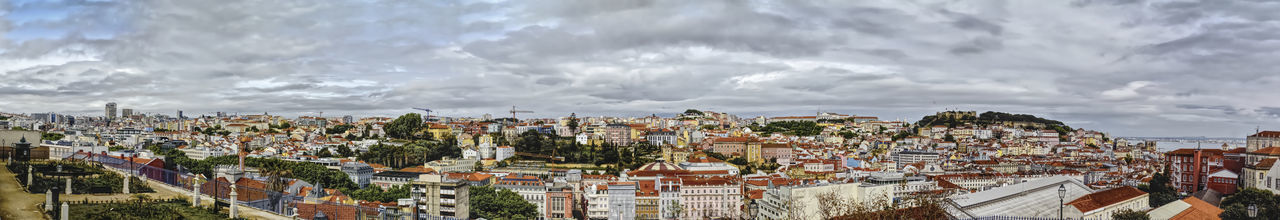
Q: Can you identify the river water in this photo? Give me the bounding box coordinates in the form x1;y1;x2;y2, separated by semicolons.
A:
1155;141;1245;152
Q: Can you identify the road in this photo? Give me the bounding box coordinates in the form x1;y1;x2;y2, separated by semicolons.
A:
0;163;48;220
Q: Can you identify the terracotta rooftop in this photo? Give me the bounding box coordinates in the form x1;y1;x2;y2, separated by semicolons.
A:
1250;147;1280;156
1166;148;1225;157
1171;197;1223;220
1066;186;1148;213
1249;131;1280;138
1255;158;1277;169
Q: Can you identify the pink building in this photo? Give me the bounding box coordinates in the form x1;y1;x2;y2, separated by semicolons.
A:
605;124;632;146
761;143;793;162
679;176;743;219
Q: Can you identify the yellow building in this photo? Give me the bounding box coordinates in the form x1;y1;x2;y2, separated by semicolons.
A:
746;143;762;164
427;124;451;140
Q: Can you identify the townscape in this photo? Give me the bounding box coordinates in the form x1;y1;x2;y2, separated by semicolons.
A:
1;106;1277;220
7;1;1280;220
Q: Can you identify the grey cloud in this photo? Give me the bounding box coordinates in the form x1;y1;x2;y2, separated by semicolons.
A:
1176;104;1240;115
7;0;1280;137
948;12;1003;35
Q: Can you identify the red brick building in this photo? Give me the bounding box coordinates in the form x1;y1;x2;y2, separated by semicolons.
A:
1166;148;1227;194
1205;168;1239;194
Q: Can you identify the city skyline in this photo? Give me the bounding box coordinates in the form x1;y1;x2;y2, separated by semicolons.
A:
6;0;1280;137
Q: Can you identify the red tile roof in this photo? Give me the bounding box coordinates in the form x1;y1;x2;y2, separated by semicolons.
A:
1171;197;1223;220
1255;158;1277;169
1250;147;1280;156
1249;131;1280;138
295;203;372;220
1066;186;1147;213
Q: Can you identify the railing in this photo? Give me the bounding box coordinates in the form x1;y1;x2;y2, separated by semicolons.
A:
963;217;1109;220
87;154;381;219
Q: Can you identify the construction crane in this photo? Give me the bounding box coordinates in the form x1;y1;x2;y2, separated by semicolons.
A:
509;106;533;120
412;107;435;121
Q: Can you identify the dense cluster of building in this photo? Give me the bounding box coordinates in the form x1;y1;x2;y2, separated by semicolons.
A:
3;107;1279;219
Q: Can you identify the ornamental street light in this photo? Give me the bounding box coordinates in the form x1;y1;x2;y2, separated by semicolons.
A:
1248;204;1258;218
748;200;759;220
1058;184;1066;220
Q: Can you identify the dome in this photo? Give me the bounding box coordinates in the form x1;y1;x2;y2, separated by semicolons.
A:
627;160;691;178
636;161;685;172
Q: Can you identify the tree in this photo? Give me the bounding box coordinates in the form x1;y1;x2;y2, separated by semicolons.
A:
758;121;823;136
327;124;356;135
260;160;294;212
41;133;65;141
1144;171;1178;208
336;145;355;157
683;109;703;115
351;185;411;203
728;157;748;166
271;122;292;129
1112;209;1149;220
470;186;538;220
1220;188;1280;219
384;113;423;140
838;131;855;139
704;151;728;161
315;148;334;158
567;117;580;134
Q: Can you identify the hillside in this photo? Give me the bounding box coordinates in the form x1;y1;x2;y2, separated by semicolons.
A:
917;111;1072;134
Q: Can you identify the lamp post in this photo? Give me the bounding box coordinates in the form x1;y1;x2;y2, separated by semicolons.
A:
748;200;759;220
1249;204;1258;218
1058;184;1066;220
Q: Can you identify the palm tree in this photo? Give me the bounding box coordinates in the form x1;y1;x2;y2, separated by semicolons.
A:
261;162;293;212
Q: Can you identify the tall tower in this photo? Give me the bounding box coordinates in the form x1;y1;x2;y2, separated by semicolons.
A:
104;102;117;119
121;109;134;118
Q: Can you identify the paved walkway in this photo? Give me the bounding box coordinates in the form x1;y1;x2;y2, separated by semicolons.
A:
100;168;289;220
0;164;48;220
2;162;288;220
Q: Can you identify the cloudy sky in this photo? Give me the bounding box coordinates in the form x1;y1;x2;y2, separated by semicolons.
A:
2;0;1279;137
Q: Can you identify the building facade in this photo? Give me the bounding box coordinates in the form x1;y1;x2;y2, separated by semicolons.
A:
546;185;574;219
105;102;117;119
495;175;548;219
1166;148;1226;194
410;174;470;220
679;177;742;219
341;162;374;188
1247;131;1280;152
605;124;632;146
607;182;636;220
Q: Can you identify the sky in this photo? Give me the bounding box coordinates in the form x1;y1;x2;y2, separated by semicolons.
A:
2;0;1279;137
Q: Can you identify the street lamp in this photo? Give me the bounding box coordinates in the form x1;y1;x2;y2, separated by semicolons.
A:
1249;204;1258;218
1058;184;1066;220
748;200;759;220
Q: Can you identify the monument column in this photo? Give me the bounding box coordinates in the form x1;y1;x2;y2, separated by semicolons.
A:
26;165;33;187
229;184;239;219
45;189;53;211
60;202;69;220
191;176;202;207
